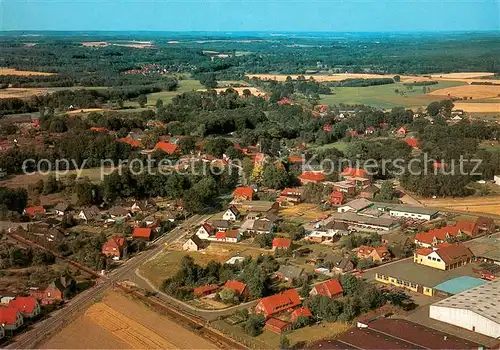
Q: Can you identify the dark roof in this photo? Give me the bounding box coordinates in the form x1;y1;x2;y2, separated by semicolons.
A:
325;221;349;231
252;219;273;232
361;184;380;193
336;327;415;349
109;206;129;216
188;235;203;247
211;220;230;229
54;202;70;211
276;265;304;280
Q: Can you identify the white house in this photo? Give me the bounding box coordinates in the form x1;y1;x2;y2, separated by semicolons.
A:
388;205;439;221
76;206;100;223
494;175;500;186
196;223;214;239
210;230;241;243
183;235;203;252
0;308;23;331
222;206;240;221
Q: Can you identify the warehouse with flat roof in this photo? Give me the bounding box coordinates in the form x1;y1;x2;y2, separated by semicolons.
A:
430;278;500;339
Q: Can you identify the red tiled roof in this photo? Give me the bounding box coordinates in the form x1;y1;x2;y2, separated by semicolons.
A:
201;223;213;233
454;221;476;236
288;156;303;163
0;307;20;325
341;167;368;178
415;247;433;256
224;280;247;296
118;137;141;148
313;279;343;298
102;236;126;253
215;231;226;239
272;237;292;249
193;284;218;296
90;126;107;132
25;206;45;216
434;243;474;265
299;171;325;182
132;227;152;239
265;317;290;330
233;186;254;200
415;222;475;245
9;296;37;313
291;306;313;321
402;138;419;148
256;289;301;316
155;142;178;154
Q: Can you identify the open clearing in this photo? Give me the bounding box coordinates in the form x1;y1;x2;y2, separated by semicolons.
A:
0;68;55;76
453;102;500;113
42;290;216;349
429;72;495;79
147;79;203;105
66;108;106;114
281;203;329;223
0;87;50;99
420;196;500;216
429;84;500;99
139;243;265;288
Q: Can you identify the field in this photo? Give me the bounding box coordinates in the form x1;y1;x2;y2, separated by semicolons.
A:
318;81;464;109
429;84;500;99
280;203;329;223
420;195;500;216
138;243;265;288
0;87;51;99
429;72;495;79
453;102;500;113
0;68;56;76
258;322;350;347
147;79;203;105
42;290;216;349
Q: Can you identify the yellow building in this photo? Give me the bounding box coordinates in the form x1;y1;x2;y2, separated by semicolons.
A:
375;273;434;296
413;243;474;271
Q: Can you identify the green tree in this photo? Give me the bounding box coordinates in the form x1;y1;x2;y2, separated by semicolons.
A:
137;94;147;108
280;334;291;349
244;314;265;336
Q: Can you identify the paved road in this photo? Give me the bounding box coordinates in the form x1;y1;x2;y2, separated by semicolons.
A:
7;214;209;349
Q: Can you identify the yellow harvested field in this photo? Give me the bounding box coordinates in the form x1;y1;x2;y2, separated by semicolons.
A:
198;86;265;96
246;73;399;82
429;85;500;99
281;203;329;221
0;87;49;98
430;72;495;79
452;102;500;113
42;290;216;349
0;68;55;76
420;196;500;216
83;41;109;47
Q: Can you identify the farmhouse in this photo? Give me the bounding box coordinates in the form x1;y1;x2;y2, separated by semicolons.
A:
465;233;500;264
54;202;70;216
337;198;373;213
274;265;305;282
24;206;46;217
193;284;218;297
430;279;500;338
291;307;313;322
414;243;473;270
332;181;357;196
333;257;355;274
0;308;23;331
8;296;40;318
155;141;178;154
183;235;203;251
30;276;75;305
255;289;301;318
388;205;439;221
222;206;240;221
76;206;100;222
310;279;343;298
298;171;325;185
210;219;230;231
277;187;303;206
328;191;345;205
414;221;477;247
360;184;380;199
102;236;128;260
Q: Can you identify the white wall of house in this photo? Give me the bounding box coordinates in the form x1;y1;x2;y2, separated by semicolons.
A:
196;226;211;239
389;210;432;221
222;210;237;221
430;305;500;339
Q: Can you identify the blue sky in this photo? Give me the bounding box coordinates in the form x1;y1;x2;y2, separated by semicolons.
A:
1;0;499;32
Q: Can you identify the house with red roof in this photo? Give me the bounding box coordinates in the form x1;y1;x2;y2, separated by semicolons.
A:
213;230;241;243
414;221;476;247
24;206;46;217
0;307;23;331
357;245;391;263
193;284;218;297
155;141;178;155
365;126;376;135
309;279;343;298
196;223;214;239
132;227;153;241
291;306;313;322
255;289;301;318
323;124;332;132
233;186;254;201
402;138;419;148
90;126;107;132
118;137;141;148
397;126;408;135
298;171;325;185
254;152;266;166
264;318;291;334
8;296;40;318
414;243;473;270
277;98;293;105
347;129;358;137
272;237;292;251
341;167;369;179
328;191;345;206
278;187;303;206
102;236;128;260
288;156;303;163
223;280;249;298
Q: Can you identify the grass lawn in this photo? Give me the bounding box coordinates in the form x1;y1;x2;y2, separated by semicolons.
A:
479;140;500;152
138;243;265;288
309;141;348;152
147;79;203;105
319;81;465;109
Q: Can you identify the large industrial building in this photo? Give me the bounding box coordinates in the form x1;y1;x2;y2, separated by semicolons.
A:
430;278;500;339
